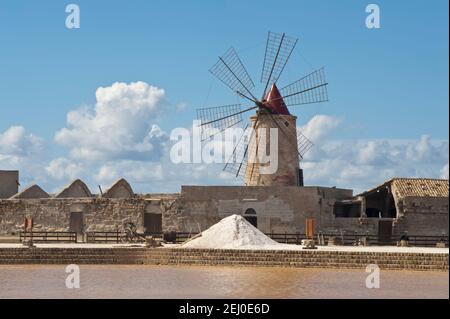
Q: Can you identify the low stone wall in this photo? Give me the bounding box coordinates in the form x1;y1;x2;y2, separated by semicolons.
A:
0;248;447;271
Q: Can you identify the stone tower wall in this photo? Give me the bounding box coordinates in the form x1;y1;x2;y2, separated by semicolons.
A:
245;113;300;186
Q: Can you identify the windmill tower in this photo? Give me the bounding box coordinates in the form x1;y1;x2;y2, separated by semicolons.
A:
196;32;328;186
245;84;300;186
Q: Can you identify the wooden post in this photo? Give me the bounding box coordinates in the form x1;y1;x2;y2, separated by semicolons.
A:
306;219;315;239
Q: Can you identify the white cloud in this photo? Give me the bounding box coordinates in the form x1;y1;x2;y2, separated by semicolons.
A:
94;161;164;185
0;125;49;188
0;126;43;157
357;140;394;165
45;158;84;181
299;115;341;143
299;116;449;193
55;81;169;161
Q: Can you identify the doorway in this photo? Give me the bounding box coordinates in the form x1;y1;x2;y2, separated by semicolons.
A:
69;212;84;234
144;213;162;234
244;208;257;228
378;220;393;244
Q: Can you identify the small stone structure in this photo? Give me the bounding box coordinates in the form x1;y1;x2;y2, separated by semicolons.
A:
55;179;92;198
10;184;50;199
0;170;18;199
103;178;134;198
332;178;449;239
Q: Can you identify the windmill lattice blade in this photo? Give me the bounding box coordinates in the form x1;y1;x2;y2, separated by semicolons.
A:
261;31;298;96
297;130;314;159
223;124;252;179
196;104;245;141
244;113;263;184
279;68;328;107
223;113;262;184
209;47;256;100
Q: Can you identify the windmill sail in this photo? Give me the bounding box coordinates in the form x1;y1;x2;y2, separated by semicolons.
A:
196;104;258;141
296;130;314;159
261;32;298;97
223;113;262;183
209;47;257;101
279;68;328;107
223;124;253;178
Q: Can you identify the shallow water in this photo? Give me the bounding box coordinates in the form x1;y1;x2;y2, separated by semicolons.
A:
0;265;447;299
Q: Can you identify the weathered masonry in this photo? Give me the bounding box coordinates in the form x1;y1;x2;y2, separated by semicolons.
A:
0;174;448;239
0;178;177;235
0;248;447;271
168;185;352;234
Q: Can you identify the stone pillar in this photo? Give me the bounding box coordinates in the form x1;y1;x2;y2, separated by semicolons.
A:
245;113;300;186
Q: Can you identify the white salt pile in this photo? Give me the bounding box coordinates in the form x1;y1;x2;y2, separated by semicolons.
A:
182;214;290;250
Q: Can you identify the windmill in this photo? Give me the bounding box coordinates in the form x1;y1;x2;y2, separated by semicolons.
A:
196;31;329;186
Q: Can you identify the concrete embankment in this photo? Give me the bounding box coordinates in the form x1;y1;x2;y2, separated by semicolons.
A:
0;247;448;271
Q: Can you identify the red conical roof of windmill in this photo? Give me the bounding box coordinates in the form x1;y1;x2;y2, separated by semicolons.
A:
263;84;290;115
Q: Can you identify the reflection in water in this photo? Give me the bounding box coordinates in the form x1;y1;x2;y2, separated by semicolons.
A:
0;265;448;299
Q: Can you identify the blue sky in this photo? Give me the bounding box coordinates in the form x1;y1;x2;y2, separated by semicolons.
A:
0;0;448;194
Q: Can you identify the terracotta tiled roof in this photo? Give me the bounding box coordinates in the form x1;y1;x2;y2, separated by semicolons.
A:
357;178;449;198
391;178;448;198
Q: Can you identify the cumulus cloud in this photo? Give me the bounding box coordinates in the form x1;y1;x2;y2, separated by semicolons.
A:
48;84;224;192
299;115;341;143
299;116;449;193
55;81;169;161
45;158;84;181
92;156;236;193
0;125;48;188
0;126;43;157
94;161;164;185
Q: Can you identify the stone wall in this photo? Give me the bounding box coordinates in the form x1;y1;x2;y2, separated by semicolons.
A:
163;185;361;234
0;196;177;235
393;196;449;236
0;248;447;271
0;184;447;238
